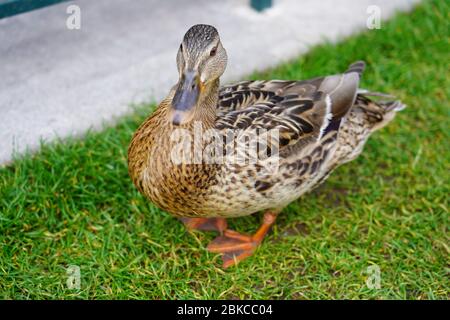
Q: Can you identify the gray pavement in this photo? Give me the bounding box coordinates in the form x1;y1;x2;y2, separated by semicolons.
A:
0;0;419;164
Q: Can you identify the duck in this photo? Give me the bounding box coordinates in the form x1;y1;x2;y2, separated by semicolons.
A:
128;24;404;268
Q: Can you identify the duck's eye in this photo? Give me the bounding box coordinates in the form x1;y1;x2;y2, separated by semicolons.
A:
209;46;217;57
180;44;183;53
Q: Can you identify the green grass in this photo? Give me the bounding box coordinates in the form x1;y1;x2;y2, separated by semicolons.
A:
1;0;449;299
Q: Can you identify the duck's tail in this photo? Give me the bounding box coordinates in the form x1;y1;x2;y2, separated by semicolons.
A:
333;91;404;165
330;61;405;165
354;89;406;131
344;60;406;130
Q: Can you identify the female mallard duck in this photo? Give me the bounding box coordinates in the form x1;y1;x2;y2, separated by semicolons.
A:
128;24;404;268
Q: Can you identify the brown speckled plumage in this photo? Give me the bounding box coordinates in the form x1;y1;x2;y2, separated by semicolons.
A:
127;24;404;267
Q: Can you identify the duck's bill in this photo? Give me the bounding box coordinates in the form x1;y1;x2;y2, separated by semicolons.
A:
171;71;200;125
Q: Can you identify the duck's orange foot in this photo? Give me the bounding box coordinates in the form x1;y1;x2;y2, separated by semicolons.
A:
207;212;278;268
179;217;227;233
207;230;259;268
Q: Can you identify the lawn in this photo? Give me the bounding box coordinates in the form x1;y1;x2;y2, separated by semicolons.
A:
0;0;448;299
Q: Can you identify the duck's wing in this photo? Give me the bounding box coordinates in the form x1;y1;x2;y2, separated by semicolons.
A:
216;61;365;150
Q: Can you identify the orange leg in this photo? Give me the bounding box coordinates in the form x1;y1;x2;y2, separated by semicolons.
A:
179;217;227;233
207;211;278;268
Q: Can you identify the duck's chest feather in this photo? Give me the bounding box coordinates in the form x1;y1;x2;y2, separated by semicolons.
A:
140;133;220;216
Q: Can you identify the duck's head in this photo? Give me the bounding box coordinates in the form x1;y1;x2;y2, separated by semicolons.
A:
170;24;228;125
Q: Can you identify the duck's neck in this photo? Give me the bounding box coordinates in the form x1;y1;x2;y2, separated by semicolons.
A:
191;79;220;129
